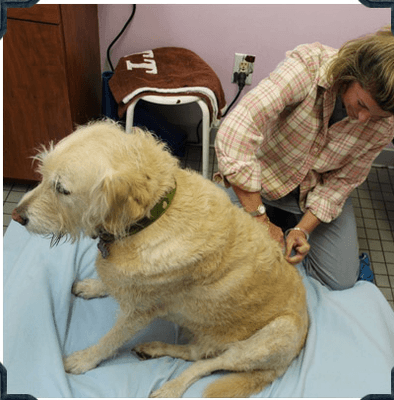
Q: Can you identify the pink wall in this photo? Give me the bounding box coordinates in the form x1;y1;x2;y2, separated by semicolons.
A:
98;4;391;106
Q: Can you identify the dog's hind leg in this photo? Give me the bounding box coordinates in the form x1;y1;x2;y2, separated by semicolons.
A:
150;315;306;398
72;278;108;299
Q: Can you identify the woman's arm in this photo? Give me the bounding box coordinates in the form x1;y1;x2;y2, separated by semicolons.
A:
232;184;320;263
231;185;284;245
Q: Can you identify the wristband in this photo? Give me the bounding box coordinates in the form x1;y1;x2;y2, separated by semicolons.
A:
284;227;310;242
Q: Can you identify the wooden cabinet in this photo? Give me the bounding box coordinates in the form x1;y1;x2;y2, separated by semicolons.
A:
4;4;101;182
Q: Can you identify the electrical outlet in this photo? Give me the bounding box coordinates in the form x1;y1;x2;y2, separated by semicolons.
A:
232;53;255;85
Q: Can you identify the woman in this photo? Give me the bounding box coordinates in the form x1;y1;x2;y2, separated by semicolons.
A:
215;26;394;290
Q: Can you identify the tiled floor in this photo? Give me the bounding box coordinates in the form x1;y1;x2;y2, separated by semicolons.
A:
350;167;394;310
3;144;394;310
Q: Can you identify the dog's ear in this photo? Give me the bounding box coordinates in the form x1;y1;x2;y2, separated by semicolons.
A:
90;171;152;237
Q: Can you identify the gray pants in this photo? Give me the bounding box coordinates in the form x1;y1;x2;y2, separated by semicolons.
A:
221;186;360;290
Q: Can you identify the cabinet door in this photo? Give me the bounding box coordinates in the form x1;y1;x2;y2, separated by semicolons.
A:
6;4;61;24
4;18;73;181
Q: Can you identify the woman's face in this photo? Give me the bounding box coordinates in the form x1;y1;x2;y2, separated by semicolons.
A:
341;81;392;123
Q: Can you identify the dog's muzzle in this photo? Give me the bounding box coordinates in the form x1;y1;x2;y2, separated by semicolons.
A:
12;208;29;226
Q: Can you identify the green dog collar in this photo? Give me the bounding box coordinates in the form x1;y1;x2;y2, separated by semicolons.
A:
98;182;177;258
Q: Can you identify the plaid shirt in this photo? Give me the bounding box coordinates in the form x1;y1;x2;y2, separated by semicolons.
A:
215;42;394;223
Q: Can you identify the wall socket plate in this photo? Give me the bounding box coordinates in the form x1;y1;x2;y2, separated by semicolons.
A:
232;53;255;85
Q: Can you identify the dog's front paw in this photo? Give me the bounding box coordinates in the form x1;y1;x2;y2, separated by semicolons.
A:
63;348;101;374
72;279;108;299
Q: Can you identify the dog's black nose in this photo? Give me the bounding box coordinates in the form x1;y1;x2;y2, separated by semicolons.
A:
12;208;29;226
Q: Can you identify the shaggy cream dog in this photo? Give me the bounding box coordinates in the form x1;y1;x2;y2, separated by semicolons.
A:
12;120;308;398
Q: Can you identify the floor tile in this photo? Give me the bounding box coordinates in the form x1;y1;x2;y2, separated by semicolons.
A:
375;274;390;287
380;287;393;301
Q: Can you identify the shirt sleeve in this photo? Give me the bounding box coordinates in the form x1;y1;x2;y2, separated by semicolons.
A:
215;45;318;192
305;140;392;223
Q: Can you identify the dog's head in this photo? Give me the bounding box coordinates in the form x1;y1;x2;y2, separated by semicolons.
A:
12;120;179;243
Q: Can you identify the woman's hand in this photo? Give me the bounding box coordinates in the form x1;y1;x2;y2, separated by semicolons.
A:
255;215;284;247
229;185;286;247
284;210;321;264
284;229;310;264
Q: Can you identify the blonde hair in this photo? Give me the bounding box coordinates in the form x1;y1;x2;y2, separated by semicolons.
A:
327;25;394;114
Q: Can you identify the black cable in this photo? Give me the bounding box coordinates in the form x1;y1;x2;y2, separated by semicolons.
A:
193;72;246;134
221;72;247;118
190;71;248;142
106;5;137;72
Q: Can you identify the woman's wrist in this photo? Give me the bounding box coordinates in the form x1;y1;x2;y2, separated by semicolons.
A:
255;213;270;226
285;227;310;241
295;210;321;238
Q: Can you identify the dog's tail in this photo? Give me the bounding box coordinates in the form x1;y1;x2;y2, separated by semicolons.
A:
203;369;283;398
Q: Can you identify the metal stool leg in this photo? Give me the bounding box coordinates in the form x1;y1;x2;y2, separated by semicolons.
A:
197;99;211;179
125;100;138;133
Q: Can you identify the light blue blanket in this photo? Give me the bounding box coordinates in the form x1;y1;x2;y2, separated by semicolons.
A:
4;220;394;398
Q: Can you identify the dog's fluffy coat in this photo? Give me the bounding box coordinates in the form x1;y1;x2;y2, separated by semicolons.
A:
13;120;308;398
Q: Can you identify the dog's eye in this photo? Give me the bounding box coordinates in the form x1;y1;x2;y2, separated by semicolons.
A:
55;182;71;195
